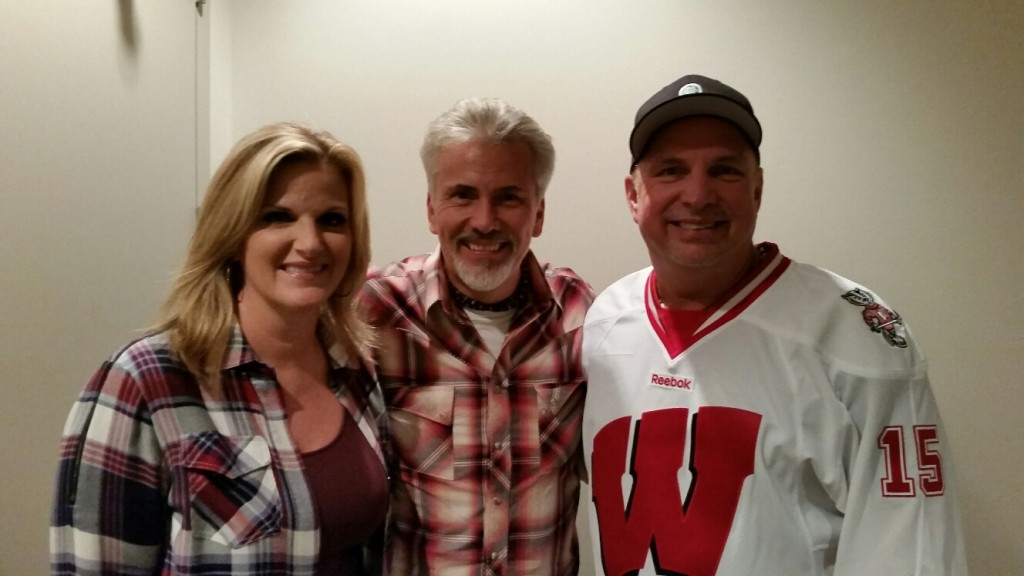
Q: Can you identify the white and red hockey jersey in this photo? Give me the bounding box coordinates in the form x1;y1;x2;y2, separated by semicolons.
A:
582;244;966;575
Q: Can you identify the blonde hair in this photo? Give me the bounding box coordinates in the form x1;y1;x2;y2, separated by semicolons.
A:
157;122;372;388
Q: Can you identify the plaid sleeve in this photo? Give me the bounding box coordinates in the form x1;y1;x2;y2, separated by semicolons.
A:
50;347;168;575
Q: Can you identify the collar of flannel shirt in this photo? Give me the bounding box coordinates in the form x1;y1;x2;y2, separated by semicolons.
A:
220;323;354;371
217;322;390;471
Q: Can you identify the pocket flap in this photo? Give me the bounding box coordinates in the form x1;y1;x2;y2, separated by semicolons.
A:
391;386;455;426
181;432;271;479
534;381;583;416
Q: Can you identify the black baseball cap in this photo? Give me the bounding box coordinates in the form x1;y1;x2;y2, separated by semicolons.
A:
629;74;762;166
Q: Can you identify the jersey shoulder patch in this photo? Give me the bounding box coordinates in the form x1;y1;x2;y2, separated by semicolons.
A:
841;287;908;348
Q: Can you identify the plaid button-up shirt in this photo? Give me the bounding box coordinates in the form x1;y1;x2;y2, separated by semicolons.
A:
50;326;389;575
360;249;594;576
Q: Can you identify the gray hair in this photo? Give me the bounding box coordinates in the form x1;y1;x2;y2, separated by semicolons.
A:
420;98;555;198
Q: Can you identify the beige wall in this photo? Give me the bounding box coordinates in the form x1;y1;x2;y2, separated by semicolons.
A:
0;1;199;573
2;0;1020;573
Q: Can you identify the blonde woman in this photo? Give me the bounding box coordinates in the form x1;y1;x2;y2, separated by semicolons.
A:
51;123;389;575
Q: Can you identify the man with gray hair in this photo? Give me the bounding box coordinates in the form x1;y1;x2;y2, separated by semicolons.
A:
360;98;594;575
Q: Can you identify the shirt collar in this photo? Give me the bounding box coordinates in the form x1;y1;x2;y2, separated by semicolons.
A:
221;324;255;370
220;322;350;372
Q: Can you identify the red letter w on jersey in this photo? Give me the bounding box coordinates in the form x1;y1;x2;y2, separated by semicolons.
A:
592;407;761;575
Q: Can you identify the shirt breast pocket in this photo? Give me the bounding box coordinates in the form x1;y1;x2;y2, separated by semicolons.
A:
531;378;586;474
177;432;282;548
386;385;456;481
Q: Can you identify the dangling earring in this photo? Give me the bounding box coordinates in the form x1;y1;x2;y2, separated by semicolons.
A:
226;261;243;300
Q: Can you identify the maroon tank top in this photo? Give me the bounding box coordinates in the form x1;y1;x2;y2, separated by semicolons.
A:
302;410;388;574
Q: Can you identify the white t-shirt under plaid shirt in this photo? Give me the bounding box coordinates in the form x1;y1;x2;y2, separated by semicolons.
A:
360;249;594;575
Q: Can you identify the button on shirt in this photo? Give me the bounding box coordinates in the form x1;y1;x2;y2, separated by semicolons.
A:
360;249;594;576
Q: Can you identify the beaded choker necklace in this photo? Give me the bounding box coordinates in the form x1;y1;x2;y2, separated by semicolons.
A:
449;268;531;312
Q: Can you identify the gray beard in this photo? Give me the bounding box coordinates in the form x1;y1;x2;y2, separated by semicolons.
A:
452;255;518;294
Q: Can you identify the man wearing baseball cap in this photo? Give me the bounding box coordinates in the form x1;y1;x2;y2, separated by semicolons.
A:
580;74;967;574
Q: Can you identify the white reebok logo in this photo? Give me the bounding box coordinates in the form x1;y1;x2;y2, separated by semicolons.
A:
649;372;693;391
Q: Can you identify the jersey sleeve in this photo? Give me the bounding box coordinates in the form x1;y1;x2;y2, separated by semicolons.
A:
831;366;967;574
50;352;168;575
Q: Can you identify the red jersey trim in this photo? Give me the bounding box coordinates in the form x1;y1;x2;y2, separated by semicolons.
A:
645;243;792;358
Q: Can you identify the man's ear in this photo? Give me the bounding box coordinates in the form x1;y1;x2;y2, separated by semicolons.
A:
753;166;764;211
532;197;545;238
532;194;548;235
625;173;641;223
427;191;438;235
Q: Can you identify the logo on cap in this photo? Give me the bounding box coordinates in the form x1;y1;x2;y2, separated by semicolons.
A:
678;83;703;96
